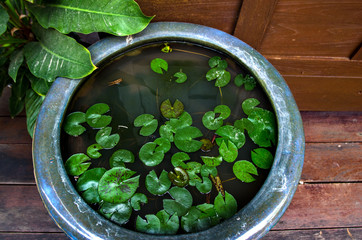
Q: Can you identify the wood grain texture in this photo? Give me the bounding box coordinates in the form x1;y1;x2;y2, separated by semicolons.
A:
274;183;362;230
259;0;362;57
0;233;68;240
233;0;278;49
0;186;62;232
0;117;31;144
285;76;362;111
351;44;362;60
265;227;362;240
302;143;362;182
0;144;34;184
136;0;243;34
301;112;362;143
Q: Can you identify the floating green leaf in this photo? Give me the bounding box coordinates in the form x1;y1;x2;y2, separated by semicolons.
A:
136;210;179;235
131;193;148;211
145;170;171;195
95;127;120;149
215;125;245;149
202;105;231;130
185;161;202;186
159;123;174;142
27;0;153;36
219;140;238;163
233;160;258;183
85;103;112;129
208;56;227;69
234;74;257;91
171;152;190;169
25;89;43;138
63;112;86;136
150;58;168;74
76;168;106;204
98;167;140;203
196;177;212;194
181;204;220;233
242;98;261;115
168;167;189;187
8;49;24;82
174;71;187;83
163;187;193;217
139;142;165;167
109;149;135;168
87;143;103;159
0;6;9;35
154;137;171;153
251;148;273;169
201;164;218;177
99;201;132;225
24;23;96;82
201;155;223;167
64;153;91;176
160;99;184;119
200;138;214;152
134;113;158;136
174;126;203;152
214;191;237;219
206;68;231;87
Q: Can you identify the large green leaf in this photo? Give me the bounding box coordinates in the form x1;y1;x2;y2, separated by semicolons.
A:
24;23;96;82
99;201;132;225
25;89;44;137
145;170;171;195
136;210;179;235
9;72;29;117
76;168;107;204
8;49;24;83
214;191;237;219
0;5;9;35
27;0;153;36
163;187;193;217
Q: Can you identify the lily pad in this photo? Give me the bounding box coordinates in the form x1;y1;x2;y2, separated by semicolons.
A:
185;161;202;186
242;98;261;115
214;191;237;219
63;112;86;136
134;114;158;136
233;160;258;183
159;123;175;142
181;204;220;233
200;138;214;152
131;193;148;211
202;105;231;130
201;155;223;167
109;149;135;168
171;152;190;169
251;148;273;169
64;153;91;176
168;111;193;132
85;103;112;129
168;167;189;187
201;164;218;177
98;167;140;203
76;168;106;204
196;177;212;194
95;127;120;149
145;170;171;195
160;99;184;119
215;125;245;149
150;58;168;74
87;144;103;159
154;137;171;153
174;126;203;152
136;210;179;235
139;142;165;167
234;74;257;91
219;140;238;163
99;201;132;225
206;67;231;87
174;71;187;83
208;56;228;69
163;187;193;217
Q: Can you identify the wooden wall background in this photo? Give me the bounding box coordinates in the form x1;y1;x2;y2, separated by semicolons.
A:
137;0;362;111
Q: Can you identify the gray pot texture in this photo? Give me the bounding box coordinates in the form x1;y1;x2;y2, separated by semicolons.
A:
33;22;305;240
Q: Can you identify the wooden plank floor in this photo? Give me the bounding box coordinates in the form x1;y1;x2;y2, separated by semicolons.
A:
0;89;361;239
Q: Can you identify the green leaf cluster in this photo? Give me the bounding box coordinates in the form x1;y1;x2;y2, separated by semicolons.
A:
206;56;231;87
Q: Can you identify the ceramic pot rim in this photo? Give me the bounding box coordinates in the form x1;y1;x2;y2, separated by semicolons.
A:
33;22;305;240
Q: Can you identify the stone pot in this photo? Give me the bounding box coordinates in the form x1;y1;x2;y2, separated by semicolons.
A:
33;22;304;240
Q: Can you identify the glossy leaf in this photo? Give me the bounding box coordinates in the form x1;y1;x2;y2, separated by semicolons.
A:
208;56;227;69
201;155;222;167
202;105;231;130
96;127;120;149
64;153;91;176
150;58;168;74
109;149;135;168
86;144;103;159
201;164;218;177
163;187;193;217
136;210;179;235
139;142;165;167
154;137;171;153
27;73;52;97
233;160;258;183
171;152;190;169
174;71;187;83
24;23;96;82
196;176;212;194
98;167;140;203
242;98;260;115
185;161;202;186
25;89;43;138
76;168;106;204
159;123;174;142
145;170;171;195
8;49;24;82
234;74;256;91
99;201;132;225
63;112;86;136
174;126;203;152
9;72;28;117
85;103;112;129
206;67;231;87
251;148;273;169
134;113;158;136
0;6;9;35
181;204;220;233
27;0;153;36
200;138;214;152
219;140;238;163
214;191;237;219
131;193;148;211
215;125;245;149
168;167;189;187
160;99;184;119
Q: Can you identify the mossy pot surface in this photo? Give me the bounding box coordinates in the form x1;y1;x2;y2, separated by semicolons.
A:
33;22;304;240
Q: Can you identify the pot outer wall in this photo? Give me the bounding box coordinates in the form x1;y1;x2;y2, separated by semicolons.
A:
33;22;305;240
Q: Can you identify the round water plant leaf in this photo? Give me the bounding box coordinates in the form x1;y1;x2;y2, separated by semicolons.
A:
134;114;158;136
208;56;228;69
136;210;179;235
95;127;120;149
201;155;223;167
202;111;223;130
201;164;218;177
185;161;202;186
234;74;256;91
214;105;231;119
150;58;168;74
76;168;107;204
174;71;187;83
201;138;214;152
181;204;220;233
242;98;260;115
206;68;231;87
145;170;171;195
215;125;245;149
87;144;103;159
219;140;238;163
99;201;132;225
85;103;112;129
214;191;237;219
163;187;193;217
131;193;148;211
233;160;258;183
168;111;193;132
98;167;140;203
65;153;91;176
196;177;212;194
251;148;273;169
139;142;165;167
168;167;189;187
154;137;171;153
174;126;203;152
63;112;86;136
160;99;184;119
109;149;135;168
159;123;175;142
171;152;190;168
